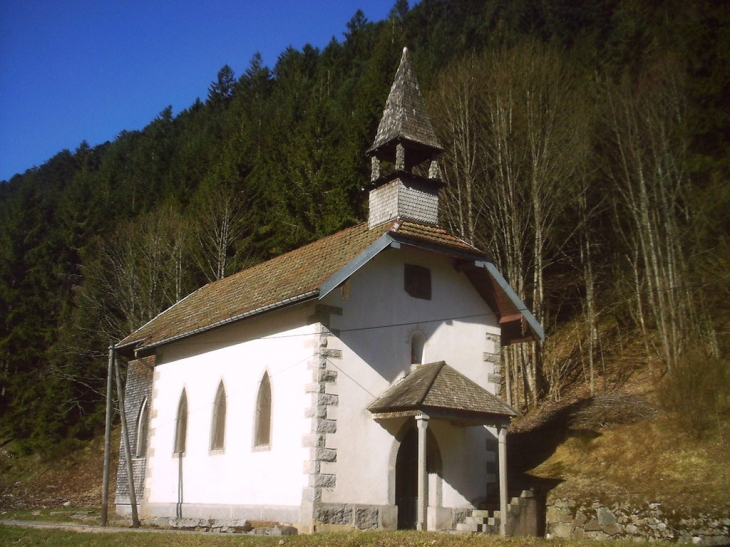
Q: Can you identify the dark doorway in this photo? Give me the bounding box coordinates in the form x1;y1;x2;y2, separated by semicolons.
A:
395;425;441;530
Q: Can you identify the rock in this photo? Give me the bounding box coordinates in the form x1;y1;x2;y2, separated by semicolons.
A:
211;519;253;533
271;525;297;536
551;523;573;538
170;517;210;530
585;518;602;532
598;507;617;526
573;511;587;527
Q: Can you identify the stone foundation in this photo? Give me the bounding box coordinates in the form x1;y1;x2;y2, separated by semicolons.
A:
546;498;730;545
312;503;397;531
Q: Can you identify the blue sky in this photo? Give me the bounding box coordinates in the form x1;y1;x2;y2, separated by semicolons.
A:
0;1;403;182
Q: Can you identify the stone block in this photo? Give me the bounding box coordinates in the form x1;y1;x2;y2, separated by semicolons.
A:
355;507;379;530
320;461;337;475
316;448;337;462
315;505;353;525
318;394;338;406
305;383;323;394
303;460;319;474
302;433;326;448
316;419;337;434
603;522;622;536
315;474;336;488
319;369;337;383
585;518;602;532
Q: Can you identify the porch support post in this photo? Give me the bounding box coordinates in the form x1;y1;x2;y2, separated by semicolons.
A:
415;413;430;531
498;424;508;536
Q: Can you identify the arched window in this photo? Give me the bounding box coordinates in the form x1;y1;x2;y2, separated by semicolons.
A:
254;372;272;448
135;398;149;458
174;389;188;455
210;381;226;450
411;332;425;365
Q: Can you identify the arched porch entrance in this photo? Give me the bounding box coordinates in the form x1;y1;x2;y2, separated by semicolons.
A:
369;361;517;533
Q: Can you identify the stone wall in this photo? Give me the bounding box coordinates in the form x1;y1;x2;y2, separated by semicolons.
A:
546;498;730;545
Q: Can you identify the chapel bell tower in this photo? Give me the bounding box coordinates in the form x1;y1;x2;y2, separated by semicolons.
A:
367;47;445;229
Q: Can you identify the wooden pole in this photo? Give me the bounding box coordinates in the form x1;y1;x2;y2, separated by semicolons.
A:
114;355;141;528
498;425;508;536
100;344;115;526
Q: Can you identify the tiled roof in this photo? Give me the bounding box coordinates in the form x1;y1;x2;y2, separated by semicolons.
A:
389;219;477;254
368;361;518;419
367;47;442;158
117;220;484;353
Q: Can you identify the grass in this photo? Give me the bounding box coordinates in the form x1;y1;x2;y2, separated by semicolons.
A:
0;507;103;524
0;526;676;547
529;410;730;516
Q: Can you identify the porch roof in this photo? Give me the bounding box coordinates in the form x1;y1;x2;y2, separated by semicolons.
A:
367;361;518;426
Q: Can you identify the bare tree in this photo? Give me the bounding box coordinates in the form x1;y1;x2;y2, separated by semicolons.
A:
82;206;193;340
603;55;702;372
433;42;591;408
431;54;487;247
195;184;250;282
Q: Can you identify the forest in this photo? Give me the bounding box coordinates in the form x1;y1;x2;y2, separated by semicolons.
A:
1;0;728;455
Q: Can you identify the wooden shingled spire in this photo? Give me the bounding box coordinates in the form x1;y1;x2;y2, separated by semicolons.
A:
367;47;443;181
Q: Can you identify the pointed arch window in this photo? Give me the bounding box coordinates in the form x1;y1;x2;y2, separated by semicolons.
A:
411;332;425;365
254;372;272;448
135;398;149;458
210;381;227;450
174;389;188;455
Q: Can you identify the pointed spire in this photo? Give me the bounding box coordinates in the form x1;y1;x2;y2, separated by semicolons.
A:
367;48;443;174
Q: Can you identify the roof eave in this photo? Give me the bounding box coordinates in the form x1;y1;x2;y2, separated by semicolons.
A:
480;261;545;342
115;290;320;357
369;407;515;426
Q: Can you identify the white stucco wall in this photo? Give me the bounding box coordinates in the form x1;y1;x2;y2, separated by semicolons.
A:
320;245;501;511
139;242;506;525
143;305;316;518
